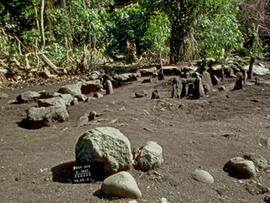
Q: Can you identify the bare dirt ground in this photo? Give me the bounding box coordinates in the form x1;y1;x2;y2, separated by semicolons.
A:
0;63;270;203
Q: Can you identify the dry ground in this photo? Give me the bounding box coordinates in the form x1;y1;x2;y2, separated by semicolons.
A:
0;64;270;203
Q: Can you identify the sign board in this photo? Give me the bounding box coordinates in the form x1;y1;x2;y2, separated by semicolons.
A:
73;164;92;183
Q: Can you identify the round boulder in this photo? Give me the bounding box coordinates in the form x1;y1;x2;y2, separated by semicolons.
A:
75;127;133;176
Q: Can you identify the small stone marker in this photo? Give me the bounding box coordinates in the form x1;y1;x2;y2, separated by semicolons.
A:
73;163;92;183
192;169;214;184
105;80;113;95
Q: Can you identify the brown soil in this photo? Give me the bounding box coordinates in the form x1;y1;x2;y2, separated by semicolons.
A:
1;64;270;203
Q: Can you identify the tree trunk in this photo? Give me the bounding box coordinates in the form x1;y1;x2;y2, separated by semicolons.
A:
169;20;185;64
40;0;46;47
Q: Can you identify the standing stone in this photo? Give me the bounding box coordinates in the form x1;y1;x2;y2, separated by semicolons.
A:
193;73;205;99
181;79;188;98
134;141;164;171
211;75;220;86
171;78;181;98
105;80;114;95
151;90;160;99
201;71;213;93
75;127;133;176
158;69;164;80
101;171;142;199
192;169;214;184
233;76;243;90
224;157;256;179
88;111;97;121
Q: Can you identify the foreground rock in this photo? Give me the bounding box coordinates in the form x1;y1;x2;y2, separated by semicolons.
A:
26;105;69;128
101;171;142;199
224;157;256;179
192;169;214;184
75;127;133;176
17;91;41;103
134;141;164;171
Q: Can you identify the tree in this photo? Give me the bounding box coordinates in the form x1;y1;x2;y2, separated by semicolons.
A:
115;0;206;64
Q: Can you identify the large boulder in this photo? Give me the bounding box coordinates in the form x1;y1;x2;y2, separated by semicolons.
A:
101;171;142;199
38;97;66;108
26;105;69;128
134;141;164;171
81;80;102;94
58;83;82;97
75;127;133;176
16;91;41;103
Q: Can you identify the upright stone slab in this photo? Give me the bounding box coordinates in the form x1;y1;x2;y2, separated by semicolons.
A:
75;127;133;176
202;71;213;93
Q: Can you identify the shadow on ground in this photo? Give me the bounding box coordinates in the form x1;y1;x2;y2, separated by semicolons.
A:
51;161;75;183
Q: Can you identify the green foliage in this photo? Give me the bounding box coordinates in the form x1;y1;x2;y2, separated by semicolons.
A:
196;1;244;62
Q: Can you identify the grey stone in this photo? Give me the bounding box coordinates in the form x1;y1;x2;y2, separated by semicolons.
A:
57;94;74;106
81;80;102;94
76;94;88;102
171;78;181;98
58;83;82;97
88;111;97;121
202;71;213;93
113;73;138;83
161;66;181;76
105;80;113;95
233;76;243;90
181;79;188;98
151;90;160;99
0;92;8;99
158;69;164;80
243;64;270;76
224;157;256;179
38;97;66;108
71;97;79;105
26;105;69;127
139;67;157;77
75;127;133;176
101;171;142;199
193;73;205;99
88;71;102;80
77;115;89;127
94;92;103;98
17;91;41;103
135;90;148;98
211;75;220;86
135;141;164;171
192;169;214;184
243;153;268;170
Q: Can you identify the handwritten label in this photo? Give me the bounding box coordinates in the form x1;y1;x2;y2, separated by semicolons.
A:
73;164;92;183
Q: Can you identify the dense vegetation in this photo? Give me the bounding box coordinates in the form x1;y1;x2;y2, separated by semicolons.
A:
0;0;269;75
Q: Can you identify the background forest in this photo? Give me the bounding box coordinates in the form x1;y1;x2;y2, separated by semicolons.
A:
0;0;269;77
